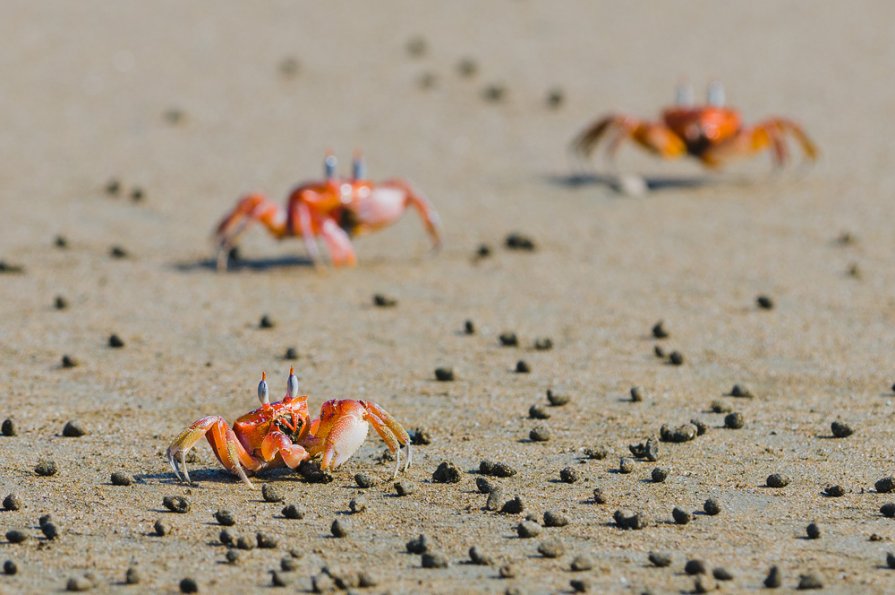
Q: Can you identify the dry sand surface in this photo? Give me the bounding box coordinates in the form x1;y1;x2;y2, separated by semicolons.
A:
3;1;895;593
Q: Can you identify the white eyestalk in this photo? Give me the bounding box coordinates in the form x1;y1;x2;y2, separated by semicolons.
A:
707;81;725;107
351;151;366;180
324;151;337;180
675;80;694;106
286;366;300;398
258;371;270;405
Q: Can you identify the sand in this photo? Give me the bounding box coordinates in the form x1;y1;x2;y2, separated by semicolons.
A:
2;1;895;593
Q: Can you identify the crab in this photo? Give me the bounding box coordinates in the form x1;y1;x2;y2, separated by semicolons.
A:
214;151;441;269
572;81;818;169
167;367;412;487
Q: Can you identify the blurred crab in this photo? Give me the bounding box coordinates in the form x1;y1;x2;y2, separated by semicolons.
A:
214;152;441;269
167;367;412;487
572;81;818;169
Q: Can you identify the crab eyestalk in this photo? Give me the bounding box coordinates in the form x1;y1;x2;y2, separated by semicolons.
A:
286;366;300;398
675;80;694;106
707;80;725;107
351;150;366;181
258;371;270;405
323;150;337;180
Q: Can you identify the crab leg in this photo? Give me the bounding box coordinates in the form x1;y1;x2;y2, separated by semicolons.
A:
572;115;687;162
166;416;262;487
700;118;818;168
364;401;412;473
214;193;287;270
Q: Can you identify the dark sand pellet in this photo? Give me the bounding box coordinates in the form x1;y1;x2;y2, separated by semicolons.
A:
499;332;518;346
235;536;254;550
40;522;59;540
533;337;553;350
54;235;68;248
281;504;305;520
54;296;68;310
629;438;658;461
505;233;536;251
499;564;515;578
256;532;278;548
433;461;462;483
831;421;854;437
258;315;275;329
480;460;517;477
660;424;696;443
394;481;415;496
125;566;140;584
724;412;744;429
421;552;448;568
756;295;775;309
105;178;121;195
463;319;475;334
668;351;684;366
355;473;375;488
2;494;21;511
179;577;199;593
651;321;669;339
713;567;733;580
886;553;895;569
797;573;823;590
543;511;569;527
592;488;606;504
690;419;708;435
154;520;170;536
651;467;669;483
571;554;593;571
270;570;292;587
546;389;570;406
110;472;132;486
529;425;551;442
729;384;753;398
764;565;782;588
560;466;580;483
280;557;298;571
538;539;564;558
457;58;477;77
469;546;493;565
373;294;397;307
434;367;454;381
349;496;367;513
877;477;895;493
570;578;589;593
109;246;128;258
500;496;525;514
5;530;26;544
613;510;645;530
654;345;665;358
410;428;432;445
214;510;235;526
618;458;634;474
529;404;550;419
515;360;531;373
35;460;58;476
284;347;298;360
261;483;283;502
517;520;541;538
880;503;895;518
672;507;691;524
684;559;707;575
330;519;348;538
710;400;732;413
219;530;233;546
4;560;18;575
823;485;845;497
546;88;564;109
1;419;15;436
806;522;821;539
583;446;608;460
630;386;644;402
61;355;79;369
767;473;790;488
62;420;86;437
648;552;671;567
66;576;93;592
406;534;429;554
484;488;504;510
703;498;721;515
108;334;125;348
405;36;427;57
162;496;190;513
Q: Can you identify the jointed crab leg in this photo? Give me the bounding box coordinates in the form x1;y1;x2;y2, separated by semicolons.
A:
214;193;287;270
364;401;413;474
166;416;261;487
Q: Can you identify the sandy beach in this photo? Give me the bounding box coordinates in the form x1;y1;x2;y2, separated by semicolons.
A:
2;1;895;593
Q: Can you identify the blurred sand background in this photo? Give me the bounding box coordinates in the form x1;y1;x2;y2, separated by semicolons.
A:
2;1;895;593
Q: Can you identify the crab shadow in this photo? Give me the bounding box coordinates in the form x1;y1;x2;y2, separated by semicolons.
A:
544;172;713;193
172;254;314;273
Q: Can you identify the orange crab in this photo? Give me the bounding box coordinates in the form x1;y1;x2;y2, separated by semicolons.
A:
572;82;818;169
214;152;441;269
167;368;412;486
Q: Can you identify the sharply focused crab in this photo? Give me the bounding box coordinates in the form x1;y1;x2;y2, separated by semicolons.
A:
572;82;818;169
214;152;441;269
167;368;412;486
